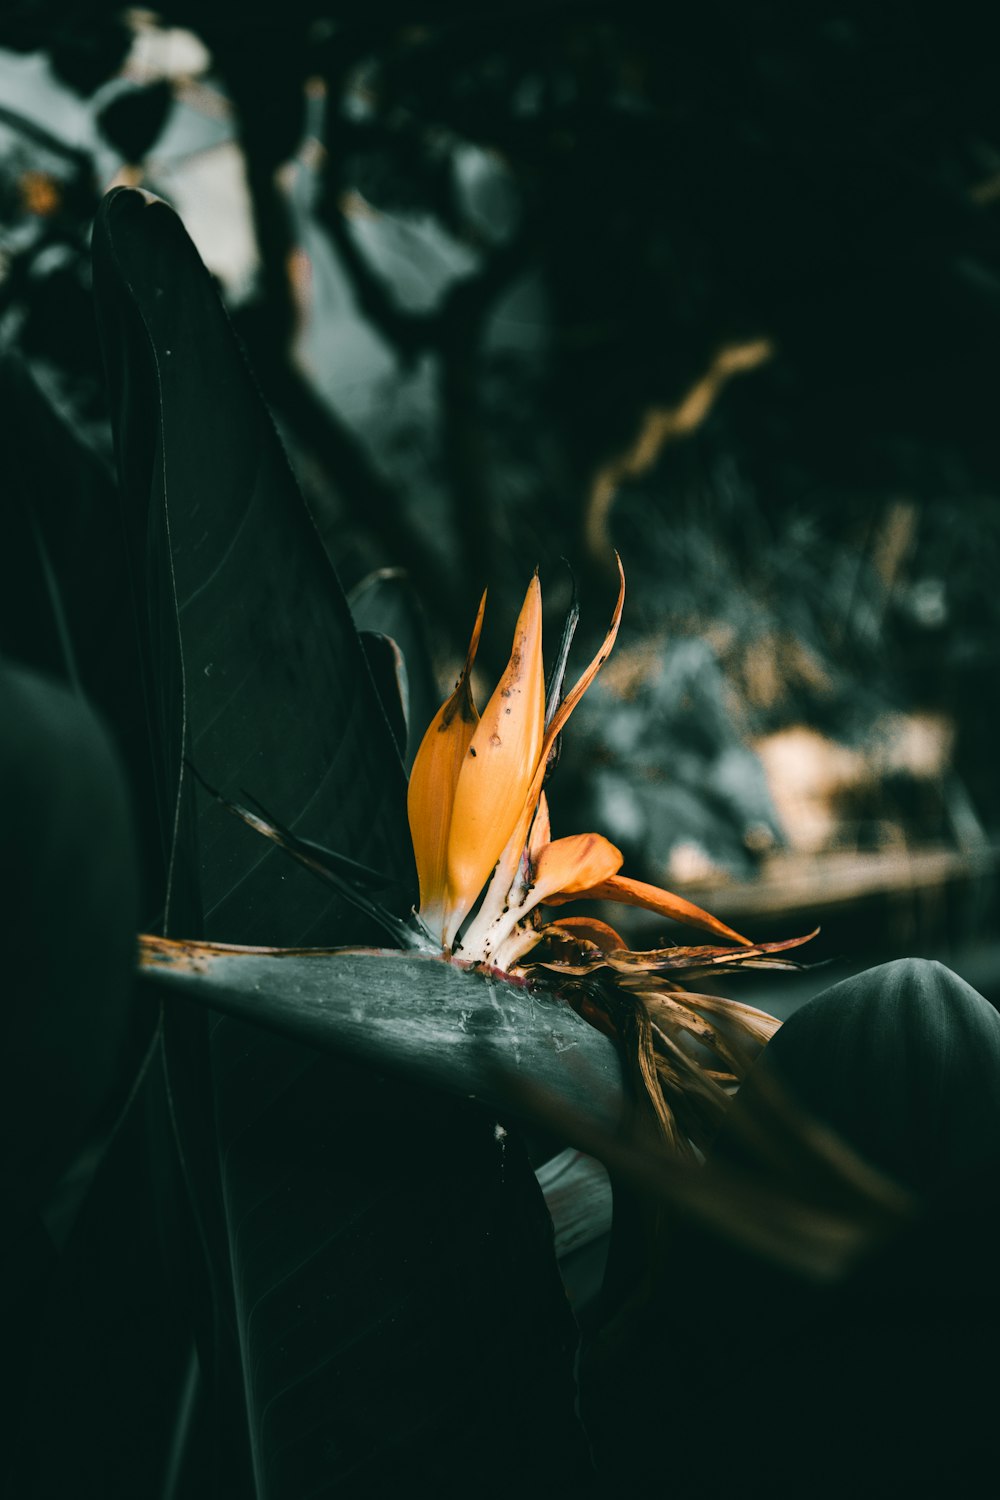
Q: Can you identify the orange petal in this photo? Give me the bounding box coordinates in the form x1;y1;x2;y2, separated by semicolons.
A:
453;559;626;955
476;834;623;965
531;833;623;902
444;575;545;946
546;871;752;947
407;590;485;932
517;554;626;832
454;788;540;958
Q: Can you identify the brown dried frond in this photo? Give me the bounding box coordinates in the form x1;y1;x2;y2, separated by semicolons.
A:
524;923;818;1160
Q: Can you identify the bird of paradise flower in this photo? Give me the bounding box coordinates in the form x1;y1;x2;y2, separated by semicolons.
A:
405;557;814;1154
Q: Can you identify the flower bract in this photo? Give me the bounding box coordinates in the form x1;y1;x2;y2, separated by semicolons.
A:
406;558;816;1154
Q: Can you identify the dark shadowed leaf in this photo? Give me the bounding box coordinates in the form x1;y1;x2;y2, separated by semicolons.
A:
92;186;415;946
0;353;164;920
358;628;409;762
0;661;136;1232
95;79;174;163
0;662;206;1498
92;188;593;1496
349;567;442;769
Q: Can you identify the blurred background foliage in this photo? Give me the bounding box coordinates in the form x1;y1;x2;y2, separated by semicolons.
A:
2;1;999;991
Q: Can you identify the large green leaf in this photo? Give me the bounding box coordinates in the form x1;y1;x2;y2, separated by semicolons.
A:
92;187;414;946
140;943;624;1138
93;189;594;1497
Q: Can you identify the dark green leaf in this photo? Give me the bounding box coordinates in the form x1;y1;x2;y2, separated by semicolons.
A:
0;661;206;1497
0;661;136;1215
359;628;409;763
141;942;625;1139
0;353;164;920
349;568;442;769
96;79;173;163
92;185;415;948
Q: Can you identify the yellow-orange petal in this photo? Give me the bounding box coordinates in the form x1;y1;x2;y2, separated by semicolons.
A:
443;574;545;946
453;560;626;956
407;590;486;932
545;871;752;947
517;553;626;835
531;833;623;902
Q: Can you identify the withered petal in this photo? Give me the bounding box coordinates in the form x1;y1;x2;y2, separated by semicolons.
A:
544;915;627;952
531;832;624;902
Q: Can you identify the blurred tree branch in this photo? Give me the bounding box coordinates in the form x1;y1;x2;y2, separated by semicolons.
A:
211;33;469;634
